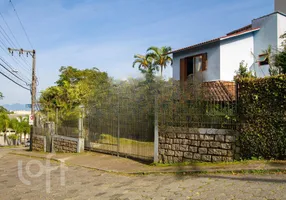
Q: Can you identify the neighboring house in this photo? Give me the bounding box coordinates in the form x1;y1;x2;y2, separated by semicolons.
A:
170;3;286;84
8;112;29;121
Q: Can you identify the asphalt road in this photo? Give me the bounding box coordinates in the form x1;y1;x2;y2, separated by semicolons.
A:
0;148;285;200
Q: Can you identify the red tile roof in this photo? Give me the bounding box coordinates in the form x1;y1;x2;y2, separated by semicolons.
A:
169;37;220;54
220;27;260;40
226;24;252;36
202;81;236;102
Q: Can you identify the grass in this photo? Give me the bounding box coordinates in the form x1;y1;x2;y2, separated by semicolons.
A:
0;145;23;148
87;133;154;159
151;159;286;167
99;134;153;147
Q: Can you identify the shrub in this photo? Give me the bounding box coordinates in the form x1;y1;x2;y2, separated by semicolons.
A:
8;134;19;140
237;75;286;159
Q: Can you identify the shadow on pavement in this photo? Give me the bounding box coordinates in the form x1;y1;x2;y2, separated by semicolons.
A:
174;163;201;180
198;174;286;184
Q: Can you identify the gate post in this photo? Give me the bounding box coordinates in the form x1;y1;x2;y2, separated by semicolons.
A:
79;105;84;138
79;116;83;138
117;91;120;157
154;93;159;163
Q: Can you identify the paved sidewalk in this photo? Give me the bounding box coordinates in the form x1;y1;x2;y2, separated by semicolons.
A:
2;151;286;200
9;148;286;174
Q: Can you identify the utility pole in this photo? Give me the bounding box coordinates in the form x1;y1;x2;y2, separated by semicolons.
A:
8;48;36;151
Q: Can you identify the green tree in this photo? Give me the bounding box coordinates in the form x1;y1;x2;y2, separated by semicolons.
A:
261;45;282;76
40;66;110;122
234;60;255;80
275;51;286;74
146;46;173;76
132;54;153;72
280;32;286;50
0;113;10;136
0;106;8;114
132;54;157;84
274;33;286;74
0;93;9;114
9;116;30;142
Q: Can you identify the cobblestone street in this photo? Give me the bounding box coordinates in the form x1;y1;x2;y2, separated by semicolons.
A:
0;149;285;200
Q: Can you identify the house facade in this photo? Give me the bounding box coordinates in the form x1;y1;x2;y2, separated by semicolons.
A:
171;10;286;83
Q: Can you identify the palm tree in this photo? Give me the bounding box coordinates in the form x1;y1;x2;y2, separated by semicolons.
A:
0;113;10;144
262;45;281;76
146;46;173;76
132;54;152;73
18;116;30;143
132;54;157;83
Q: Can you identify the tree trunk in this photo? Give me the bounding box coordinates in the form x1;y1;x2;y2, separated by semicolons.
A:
4;132;6;145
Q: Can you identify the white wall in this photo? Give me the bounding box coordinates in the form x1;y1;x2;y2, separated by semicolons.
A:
277;13;286;50
252;13;278;77
220;33;254;81
172;42;220;81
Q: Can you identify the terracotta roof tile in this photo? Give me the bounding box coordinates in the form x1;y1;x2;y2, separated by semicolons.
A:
202;81;236;102
169;38;220;54
226;24;252;36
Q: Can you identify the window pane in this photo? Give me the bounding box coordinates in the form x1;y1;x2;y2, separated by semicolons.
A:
186;57;194;76
258;54;267;62
194;55;202;72
258;54;269;66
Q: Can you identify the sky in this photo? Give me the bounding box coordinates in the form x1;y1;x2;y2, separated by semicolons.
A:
0;0;273;104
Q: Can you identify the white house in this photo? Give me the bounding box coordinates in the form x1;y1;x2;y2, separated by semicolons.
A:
170;1;286;83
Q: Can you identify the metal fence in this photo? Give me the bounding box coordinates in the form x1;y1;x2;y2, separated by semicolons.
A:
84;86;155;161
34;79;237;161
56;119;79;138
158;80;237;130
35;114;80;137
84;80;237;161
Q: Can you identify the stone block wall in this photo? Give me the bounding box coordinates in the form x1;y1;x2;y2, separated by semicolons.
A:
159;127;239;163
32;135;46;152
52;135;84;153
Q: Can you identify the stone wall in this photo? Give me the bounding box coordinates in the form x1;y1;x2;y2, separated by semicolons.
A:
32;135;46;152
52;135;84;153
159;127;239;163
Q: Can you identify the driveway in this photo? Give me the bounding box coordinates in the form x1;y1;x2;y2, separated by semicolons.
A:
0;148;285;200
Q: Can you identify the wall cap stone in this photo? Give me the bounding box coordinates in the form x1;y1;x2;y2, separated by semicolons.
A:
160;126;236;135
53;135;78;142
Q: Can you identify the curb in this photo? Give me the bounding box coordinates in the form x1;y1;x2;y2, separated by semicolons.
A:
9;152;286;176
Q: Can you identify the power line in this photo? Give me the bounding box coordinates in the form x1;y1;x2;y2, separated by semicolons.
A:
9;0;34;49
0;37;32;76
0;46;31;83
0;12;21;47
0;11;32;67
0;25;16;48
0;48;31;83
0;7;34;85
0;57;29;85
0;68;30;91
0;27;32;71
0;37;30;71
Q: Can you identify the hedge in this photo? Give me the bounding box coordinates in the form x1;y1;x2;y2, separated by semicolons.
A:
237;75;286;159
